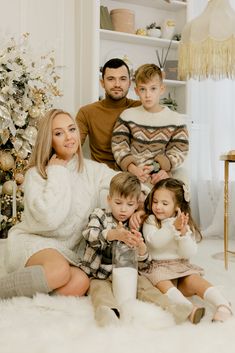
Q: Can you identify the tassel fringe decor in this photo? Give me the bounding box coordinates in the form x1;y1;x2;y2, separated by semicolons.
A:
178;36;235;81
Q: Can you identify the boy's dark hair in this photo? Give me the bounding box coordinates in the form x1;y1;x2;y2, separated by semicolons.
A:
102;58;130;78
144;178;202;242
109;172;141;200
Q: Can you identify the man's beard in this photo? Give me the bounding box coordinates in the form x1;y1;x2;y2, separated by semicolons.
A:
107;89;128;101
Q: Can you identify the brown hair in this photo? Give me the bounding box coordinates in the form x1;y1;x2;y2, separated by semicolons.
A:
134;63;163;85
144;178;202;242
109;172;141;200
28;109;84;179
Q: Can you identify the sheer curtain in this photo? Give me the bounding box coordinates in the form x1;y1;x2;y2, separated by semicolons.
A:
188;0;235;238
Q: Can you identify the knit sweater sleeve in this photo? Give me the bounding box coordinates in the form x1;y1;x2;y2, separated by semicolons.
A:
85;160;117;208
82;208;110;250
75;107;88;145
175;229;198;258
112;116;136;171
155;123;189;171
23;165;72;230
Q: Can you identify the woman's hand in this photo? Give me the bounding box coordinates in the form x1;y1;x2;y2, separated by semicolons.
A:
48;154;67;167
174;208;189;236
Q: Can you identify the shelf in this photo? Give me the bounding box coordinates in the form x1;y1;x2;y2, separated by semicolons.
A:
164;79;186;87
113;0;187;11
100;29;179;49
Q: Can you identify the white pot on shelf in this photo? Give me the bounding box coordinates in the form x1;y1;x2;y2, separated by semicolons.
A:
147;28;161;38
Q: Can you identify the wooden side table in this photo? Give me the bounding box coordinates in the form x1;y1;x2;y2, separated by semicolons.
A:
220;153;235;269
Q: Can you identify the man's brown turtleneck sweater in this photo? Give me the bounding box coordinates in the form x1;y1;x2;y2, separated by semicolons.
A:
76;95;140;170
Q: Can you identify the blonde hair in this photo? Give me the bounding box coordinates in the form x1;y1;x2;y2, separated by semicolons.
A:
109;172;141;200
134;63;163;85
28;109;84;179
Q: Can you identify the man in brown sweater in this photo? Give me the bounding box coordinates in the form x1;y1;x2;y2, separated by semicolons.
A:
76;58;140;170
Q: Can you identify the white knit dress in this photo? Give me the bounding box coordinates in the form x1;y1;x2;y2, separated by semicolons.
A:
5;157;116;272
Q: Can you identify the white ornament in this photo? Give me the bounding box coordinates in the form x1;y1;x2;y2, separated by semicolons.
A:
22;126;38;146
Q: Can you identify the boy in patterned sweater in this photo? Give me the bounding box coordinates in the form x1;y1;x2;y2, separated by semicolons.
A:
112;63;189;187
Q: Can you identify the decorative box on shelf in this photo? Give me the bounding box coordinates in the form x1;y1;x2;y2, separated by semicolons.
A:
164;60;178;80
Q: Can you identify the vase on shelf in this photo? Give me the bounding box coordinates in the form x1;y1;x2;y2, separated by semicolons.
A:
147;28;161;38
110;9;135;34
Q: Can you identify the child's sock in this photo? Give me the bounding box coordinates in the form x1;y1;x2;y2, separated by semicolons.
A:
203;286;231;312
166;287;205;324
166;287;193;307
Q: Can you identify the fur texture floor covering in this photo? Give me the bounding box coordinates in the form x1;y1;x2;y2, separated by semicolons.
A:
0;238;234;353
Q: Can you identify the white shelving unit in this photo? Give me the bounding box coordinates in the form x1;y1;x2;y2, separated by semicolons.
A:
100;29;180;49
76;0;188;114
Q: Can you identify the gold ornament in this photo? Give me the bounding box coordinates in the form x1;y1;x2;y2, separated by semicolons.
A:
29;106;40;118
2;180;14;195
15;172;24;185
0;151;15;171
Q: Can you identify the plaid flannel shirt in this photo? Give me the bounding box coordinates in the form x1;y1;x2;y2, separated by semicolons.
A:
80;208;126;279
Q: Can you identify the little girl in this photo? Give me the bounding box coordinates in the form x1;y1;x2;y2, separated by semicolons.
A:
140;178;233;324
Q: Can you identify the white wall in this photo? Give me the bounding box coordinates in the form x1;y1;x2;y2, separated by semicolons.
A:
0;0;77;114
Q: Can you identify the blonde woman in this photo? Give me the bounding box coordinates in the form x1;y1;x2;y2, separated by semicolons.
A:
0;109;117;298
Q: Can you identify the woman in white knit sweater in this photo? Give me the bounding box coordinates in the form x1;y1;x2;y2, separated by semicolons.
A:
0;109;117;298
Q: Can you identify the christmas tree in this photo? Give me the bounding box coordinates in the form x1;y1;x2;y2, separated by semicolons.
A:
0;33;62;238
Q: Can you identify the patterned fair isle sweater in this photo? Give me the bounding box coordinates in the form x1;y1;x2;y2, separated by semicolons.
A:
112;105;189;172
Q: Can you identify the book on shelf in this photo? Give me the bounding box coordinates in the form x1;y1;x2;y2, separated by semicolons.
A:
100;6;113;31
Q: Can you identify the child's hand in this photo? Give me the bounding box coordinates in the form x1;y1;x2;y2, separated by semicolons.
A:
129;209;145;230
174;208;189;236
150;170;169;185
107;222;139;247
128;164;150;183
131;229;147;256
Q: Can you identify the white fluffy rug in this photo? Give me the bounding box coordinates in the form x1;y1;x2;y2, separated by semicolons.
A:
0;238;235;353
